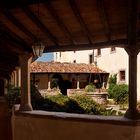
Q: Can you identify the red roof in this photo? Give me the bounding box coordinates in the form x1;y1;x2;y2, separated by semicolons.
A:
30;62;108;74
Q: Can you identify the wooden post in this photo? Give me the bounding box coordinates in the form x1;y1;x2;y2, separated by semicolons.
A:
124;48;139;119
19;53;33;111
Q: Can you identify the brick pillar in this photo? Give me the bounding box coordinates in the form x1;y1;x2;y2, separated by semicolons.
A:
19;53;33;111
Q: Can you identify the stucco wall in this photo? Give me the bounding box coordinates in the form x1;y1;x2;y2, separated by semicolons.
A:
54;50;93;63
12;111;140;140
53;48;140;100
94;48;129;84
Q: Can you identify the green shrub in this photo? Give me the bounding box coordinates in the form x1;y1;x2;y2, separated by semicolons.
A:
5;85;20;109
111;84;128;105
71;95;105;115
32;93;119;116
108;84;116;98
108;74;117;98
108;74;117;85
43;95;84;113
85;83;96;92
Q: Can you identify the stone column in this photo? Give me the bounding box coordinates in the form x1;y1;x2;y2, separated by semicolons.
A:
19;53;33;111
10;72;14;86
13;71;16;87
18;68;21;87
47;74;51;90
76;74;80;89
124;48;139;119
15;67;20;87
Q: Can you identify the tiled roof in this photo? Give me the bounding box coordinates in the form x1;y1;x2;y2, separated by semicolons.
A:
30;62;108;74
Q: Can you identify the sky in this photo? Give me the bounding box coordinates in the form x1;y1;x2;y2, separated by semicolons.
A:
36;52;54;62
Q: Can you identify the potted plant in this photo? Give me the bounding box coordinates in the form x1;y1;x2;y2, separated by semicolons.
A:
5;85;20;109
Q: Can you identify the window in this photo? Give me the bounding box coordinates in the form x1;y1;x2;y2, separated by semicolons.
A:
97;49;101;56
89;54;93;64
110;47;116;53
120;70;125;81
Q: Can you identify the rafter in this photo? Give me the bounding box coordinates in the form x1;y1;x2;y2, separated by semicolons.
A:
0;23;32;52
0;71;11;79
97;0;111;41
44;39;127;52
0;67;13;73
22;7;59;46
69;0;93;44
0;29;32;53
45;2;76;45
0;35;26;54
4;10;36;39
0;0;46;9
127;0;139;45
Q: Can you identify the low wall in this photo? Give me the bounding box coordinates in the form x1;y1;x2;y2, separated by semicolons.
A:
39;88;61;97
12;111;140;140
67;89;108;104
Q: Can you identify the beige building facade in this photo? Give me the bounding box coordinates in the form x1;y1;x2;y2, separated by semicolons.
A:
54;47;140;100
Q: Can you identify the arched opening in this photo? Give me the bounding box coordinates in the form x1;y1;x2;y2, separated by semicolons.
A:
51;74;72;95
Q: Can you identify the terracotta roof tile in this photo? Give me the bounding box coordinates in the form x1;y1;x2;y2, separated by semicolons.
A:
30;61;108;73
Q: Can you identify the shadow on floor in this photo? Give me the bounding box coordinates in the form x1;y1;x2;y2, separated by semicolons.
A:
0;96;12;140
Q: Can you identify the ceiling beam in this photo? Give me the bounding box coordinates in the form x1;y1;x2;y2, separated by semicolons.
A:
22;7;59;46
69;0;93;44
0;34;26;54
0;54;19;67
0;0;47;9
97;0;111;41
0;63;16;70
45;2;76;45
0;68;13;73
0;23;32;52
44;39;127;52
4;10;36;39
127;0;139;46
0;29;31;53
0;70;11;79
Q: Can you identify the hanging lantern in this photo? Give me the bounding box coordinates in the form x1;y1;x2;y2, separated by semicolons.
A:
32;41;45;57
32;3;45;58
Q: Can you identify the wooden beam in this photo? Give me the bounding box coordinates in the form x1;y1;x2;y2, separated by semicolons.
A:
44;39;127;52
0;0;46;9
0;56;18;67
69;0;93;44
22;7;59;46
4;10;36;39
0;71;11;79
0;29;31;53
0;23;32;52
0;68;13;73
127;0;139;45
45;2;76;45
97;0;111;41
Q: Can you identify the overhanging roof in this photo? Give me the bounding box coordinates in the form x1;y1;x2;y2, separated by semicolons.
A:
30;61;108;74
0;0;139;78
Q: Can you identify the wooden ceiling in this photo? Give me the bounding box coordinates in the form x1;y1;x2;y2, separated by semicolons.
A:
0;0;139;79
